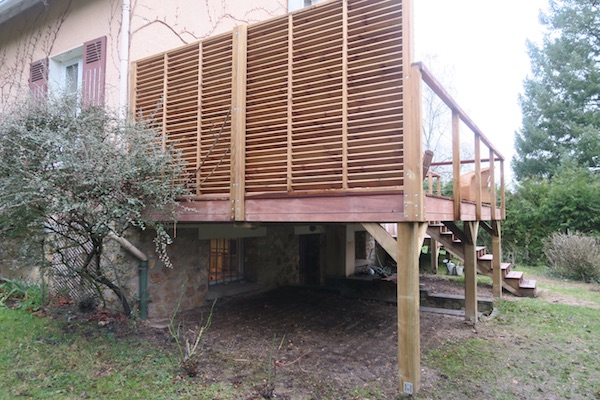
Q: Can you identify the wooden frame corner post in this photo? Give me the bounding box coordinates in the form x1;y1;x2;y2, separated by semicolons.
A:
397;222;427;395
231;24;248;221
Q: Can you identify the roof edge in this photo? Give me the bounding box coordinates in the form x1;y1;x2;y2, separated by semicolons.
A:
0;0;45;26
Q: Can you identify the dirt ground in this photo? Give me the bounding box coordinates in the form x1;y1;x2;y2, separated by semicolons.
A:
164;276;489;399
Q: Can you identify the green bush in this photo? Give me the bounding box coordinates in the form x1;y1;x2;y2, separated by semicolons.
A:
504;166;600;265
0;279;42;311
543;232;600;283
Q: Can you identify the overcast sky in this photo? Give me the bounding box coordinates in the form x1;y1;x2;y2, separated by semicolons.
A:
414;0;548;179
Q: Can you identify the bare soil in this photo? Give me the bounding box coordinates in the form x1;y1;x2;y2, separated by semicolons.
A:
167;276;492;399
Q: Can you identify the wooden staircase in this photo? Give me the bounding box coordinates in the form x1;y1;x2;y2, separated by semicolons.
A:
426;223;537;297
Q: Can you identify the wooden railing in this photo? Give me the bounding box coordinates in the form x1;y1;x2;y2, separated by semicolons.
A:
131;0;504;222
413;62;506;221
132;0;407;208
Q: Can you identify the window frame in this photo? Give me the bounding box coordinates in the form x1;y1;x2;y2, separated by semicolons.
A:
208;238;244;285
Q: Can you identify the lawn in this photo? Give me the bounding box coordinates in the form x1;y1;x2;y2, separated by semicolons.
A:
1;269;599;399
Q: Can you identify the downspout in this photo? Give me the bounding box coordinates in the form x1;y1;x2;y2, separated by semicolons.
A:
119;0;131;114
107;232;149;320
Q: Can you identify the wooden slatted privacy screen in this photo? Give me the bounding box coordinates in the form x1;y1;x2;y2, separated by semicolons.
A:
132;0;404;199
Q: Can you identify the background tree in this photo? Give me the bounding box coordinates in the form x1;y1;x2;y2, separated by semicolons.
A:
503;165;600;265
0;96;185;315
513;0;600;180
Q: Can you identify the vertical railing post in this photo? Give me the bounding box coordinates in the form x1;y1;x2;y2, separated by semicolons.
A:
489;148;497;219
162;54;168;152
286;15;293;192
404;64;424;221
341;0;349;189
196;43;203;197
231;24;248;221
500;159;506;220
452;111;461;220
474;133;482;221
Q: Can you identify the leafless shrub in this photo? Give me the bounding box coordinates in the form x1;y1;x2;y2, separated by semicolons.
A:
543;232;600;283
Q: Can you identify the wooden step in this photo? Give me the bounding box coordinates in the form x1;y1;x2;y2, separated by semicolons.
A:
504;270;524;291
477;254;493;272
478;254;493;262
505;270;523;280
476;246;486;258
500;262;511;278
518;279;537;297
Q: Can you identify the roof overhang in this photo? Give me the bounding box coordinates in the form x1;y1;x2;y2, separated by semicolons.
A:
0;0;44;25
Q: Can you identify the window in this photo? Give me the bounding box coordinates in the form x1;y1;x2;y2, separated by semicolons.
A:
209;239;244;285
49;48;83;106
30;36;106;107
289;0;326;12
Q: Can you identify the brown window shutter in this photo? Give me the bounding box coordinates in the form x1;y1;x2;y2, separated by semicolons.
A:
82;36;107;107
29;58;48;99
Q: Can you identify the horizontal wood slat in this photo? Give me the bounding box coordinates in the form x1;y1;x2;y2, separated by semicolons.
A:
132;0;405;199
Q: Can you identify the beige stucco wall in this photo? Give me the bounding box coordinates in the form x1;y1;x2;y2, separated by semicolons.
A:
0;0;286;111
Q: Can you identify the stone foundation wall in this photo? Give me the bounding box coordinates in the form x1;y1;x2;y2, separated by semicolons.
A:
0;238;41;283
245;225;300;288
132;228;209;319
1;224;305;319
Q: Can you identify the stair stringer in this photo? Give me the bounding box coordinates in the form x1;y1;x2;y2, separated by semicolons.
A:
361;223;398;263
426;225;528;297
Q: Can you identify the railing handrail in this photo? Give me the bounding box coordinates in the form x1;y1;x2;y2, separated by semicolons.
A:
413;61;505;162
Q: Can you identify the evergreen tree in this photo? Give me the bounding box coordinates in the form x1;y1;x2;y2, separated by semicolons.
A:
513;0;600;180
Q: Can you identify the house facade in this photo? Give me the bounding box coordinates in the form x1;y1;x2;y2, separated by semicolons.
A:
0;0;384;330
0;0;534;394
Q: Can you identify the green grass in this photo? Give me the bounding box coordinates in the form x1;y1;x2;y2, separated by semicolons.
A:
514;265;600;307
422;296;600;400
0;309;238;399
2;272;600;400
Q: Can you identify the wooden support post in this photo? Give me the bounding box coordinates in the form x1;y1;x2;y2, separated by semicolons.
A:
464;221;479;323
397;222;427;395
452;111;461;220
345;224;355;277
231;24;247;221
492;221;502;298
430;238;439;274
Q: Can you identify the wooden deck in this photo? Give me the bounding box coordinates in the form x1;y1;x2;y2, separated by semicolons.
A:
174;193;501;222
131;0;505;224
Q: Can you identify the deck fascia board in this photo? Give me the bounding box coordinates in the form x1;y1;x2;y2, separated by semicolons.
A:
173;194;500;223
